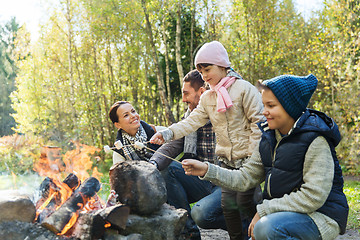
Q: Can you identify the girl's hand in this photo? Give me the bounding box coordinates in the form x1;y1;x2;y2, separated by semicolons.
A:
182;159;208;177
150;132;165;145
248;212;260;240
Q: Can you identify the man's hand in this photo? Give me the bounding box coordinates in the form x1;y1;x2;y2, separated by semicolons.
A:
150;132;165;145
248;212;260;240
182;159;209;177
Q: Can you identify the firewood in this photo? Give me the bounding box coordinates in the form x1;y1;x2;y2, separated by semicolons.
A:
70;204;130;239
41;177;101;234
95;204;130;230
35;173;80;223
62;173;80;190
70;211;106;240
70;204;129;239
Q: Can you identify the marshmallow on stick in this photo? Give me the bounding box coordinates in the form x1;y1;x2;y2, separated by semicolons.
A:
104;140;124;154
134;141;145;150
114;140;123;149
104;145;112;153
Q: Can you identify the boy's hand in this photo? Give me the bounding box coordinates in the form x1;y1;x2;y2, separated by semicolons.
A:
150;132;165;145
182;159;208;177
248;212;260;240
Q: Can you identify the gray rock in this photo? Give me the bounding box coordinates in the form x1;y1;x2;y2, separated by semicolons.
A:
104;229;143;240
119;203;187;240
109;161;167;215
0;190;36;223
0;221;69;240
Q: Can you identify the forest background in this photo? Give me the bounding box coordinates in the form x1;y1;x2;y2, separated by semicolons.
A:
0;0;359;177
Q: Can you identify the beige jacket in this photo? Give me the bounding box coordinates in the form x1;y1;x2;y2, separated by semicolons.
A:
168;79;264;168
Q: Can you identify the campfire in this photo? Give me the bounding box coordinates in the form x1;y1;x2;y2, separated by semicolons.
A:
33;143;130;239
0;141;188;240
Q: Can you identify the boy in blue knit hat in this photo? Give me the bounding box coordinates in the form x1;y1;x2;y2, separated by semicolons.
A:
182;74;349;240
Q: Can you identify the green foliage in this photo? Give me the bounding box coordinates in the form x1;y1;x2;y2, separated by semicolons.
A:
0;134;44;174
0;17;19;136
1;0;359;174
225;0;310;84
309;0;360;172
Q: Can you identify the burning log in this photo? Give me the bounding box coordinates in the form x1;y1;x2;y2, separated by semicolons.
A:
63;173;81;190
71;212;106;240
95;204;130;230
35;173;79;223
41;177;101;234
35;177;58;209
71;204;130;240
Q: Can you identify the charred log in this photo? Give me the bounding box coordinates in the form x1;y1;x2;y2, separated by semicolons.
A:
71;204;130;239
95;204;130;230
41;177;101;234
35;174;79;223
62;173;80;190
70;212;105;240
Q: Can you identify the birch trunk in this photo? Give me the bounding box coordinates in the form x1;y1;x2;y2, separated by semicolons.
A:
175;2;184;88
141;0;175;124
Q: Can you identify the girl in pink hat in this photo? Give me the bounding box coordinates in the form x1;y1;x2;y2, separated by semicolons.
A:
151;41;264;239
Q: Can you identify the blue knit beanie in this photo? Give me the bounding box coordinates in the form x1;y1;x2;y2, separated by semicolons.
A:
263;74;318;120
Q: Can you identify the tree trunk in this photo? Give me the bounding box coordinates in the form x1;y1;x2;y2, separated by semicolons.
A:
141;0;175;124
162;16;172;107
65;0;77;129
175;1;184;88
190;0;196;71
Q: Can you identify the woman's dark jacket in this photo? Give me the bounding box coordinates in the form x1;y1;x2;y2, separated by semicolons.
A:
114;120;160;160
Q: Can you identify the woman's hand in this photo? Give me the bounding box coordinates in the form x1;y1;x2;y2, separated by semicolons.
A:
182;159;209;177
248;212;260;240
150;132;165;145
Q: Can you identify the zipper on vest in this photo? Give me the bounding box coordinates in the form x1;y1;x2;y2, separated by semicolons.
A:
266;173;272;198
267;136;283;198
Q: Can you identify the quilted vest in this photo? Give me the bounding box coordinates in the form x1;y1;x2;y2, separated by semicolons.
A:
259;126;348;234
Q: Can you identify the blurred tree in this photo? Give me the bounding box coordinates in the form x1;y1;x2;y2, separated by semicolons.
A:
309;0;360;173
0;17;19;136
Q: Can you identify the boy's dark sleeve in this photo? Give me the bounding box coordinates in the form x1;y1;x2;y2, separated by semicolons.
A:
150;138;184;171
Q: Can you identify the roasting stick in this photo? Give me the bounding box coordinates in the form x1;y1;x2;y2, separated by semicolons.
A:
104;140;132;161
104;141;181;163
132;141;181;163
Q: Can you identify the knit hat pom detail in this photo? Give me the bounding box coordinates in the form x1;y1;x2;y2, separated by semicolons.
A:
263;74;318;120
194;41;231;68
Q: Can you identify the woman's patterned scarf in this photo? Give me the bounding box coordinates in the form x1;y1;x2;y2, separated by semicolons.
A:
121;124;150;161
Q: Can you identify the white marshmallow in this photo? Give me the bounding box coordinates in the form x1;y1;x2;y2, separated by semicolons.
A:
104;145;111;153
134;141;145;150
114;140;123;149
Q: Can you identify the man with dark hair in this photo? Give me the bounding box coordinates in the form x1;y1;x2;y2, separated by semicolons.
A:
150;70;226;240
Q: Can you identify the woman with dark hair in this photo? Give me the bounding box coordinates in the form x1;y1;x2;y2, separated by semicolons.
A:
108;101;163;163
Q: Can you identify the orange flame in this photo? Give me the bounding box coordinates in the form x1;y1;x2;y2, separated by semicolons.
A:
34;141;102;182
34;141;105;235
58;212;79;235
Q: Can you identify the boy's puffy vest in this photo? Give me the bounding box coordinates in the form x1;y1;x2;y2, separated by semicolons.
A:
259;122;348;234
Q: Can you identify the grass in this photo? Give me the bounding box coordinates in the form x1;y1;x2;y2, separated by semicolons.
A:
343;180;360;230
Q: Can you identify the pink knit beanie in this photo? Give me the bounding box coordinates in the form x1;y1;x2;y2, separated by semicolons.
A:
194;41;231;68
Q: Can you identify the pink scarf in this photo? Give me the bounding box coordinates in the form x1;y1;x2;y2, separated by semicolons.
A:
212;76;236;112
